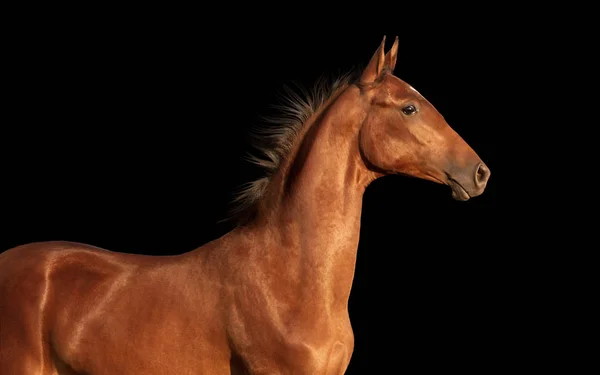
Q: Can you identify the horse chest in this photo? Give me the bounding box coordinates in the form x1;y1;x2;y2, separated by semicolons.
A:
226;289;353;372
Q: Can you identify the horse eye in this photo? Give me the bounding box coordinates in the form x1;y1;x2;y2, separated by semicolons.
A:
401;105;417;116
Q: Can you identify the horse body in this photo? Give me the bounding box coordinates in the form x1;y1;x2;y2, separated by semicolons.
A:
1;219;357;374
0;37;490;374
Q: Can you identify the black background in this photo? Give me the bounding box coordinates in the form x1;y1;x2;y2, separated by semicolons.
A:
2;6;511;373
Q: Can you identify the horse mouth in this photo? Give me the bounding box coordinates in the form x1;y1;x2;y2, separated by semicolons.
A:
448;179;470;201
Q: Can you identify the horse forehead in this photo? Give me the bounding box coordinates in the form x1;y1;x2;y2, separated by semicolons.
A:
386;76;421;97
382;76;423;102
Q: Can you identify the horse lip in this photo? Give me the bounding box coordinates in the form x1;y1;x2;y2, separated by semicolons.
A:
420;172;472;201
448;178;471;201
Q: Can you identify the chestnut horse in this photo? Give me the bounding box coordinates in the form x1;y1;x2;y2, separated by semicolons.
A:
0;37;490;374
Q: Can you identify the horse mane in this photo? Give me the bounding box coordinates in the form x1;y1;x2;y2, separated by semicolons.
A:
227;69;359;224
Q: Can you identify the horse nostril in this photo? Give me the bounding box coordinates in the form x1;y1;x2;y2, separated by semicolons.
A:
475;163;490;186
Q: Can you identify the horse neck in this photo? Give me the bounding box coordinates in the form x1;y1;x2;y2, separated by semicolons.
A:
249;84;374;304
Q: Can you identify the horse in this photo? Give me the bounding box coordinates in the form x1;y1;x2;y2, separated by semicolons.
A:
0;36;490;374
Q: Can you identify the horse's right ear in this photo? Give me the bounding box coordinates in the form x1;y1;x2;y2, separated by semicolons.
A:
360;36;387;84
384;36;399;73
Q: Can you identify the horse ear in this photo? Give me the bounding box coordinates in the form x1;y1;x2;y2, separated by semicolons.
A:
384;36;399;72
360;36;386;84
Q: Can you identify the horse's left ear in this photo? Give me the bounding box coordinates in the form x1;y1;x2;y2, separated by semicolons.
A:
384;36;399;72
360;36;387;84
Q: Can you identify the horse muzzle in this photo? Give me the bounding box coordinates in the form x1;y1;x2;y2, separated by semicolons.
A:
447;162;490;201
